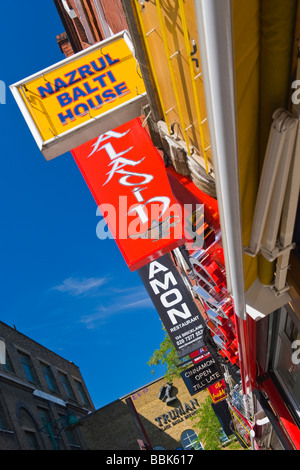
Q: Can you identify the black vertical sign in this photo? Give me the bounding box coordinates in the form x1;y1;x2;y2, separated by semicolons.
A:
180;357;222;395
138;253;205;358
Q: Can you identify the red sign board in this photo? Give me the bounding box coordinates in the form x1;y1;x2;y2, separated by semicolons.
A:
71;118;185;270
190;347;211;364
208;379;227;403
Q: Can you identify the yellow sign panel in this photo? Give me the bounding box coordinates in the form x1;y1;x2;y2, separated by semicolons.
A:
11;31;147;160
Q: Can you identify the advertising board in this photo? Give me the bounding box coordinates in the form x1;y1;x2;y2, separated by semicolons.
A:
10;31;147;160
180;357;222;395
72;118;185;271
138;253;206;357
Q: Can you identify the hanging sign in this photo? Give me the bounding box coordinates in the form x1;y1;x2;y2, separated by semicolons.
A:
72;118;185;271
207;380;227;403
180;356;222;395
138;253;206;357
190;347;211;364
10;31;147;160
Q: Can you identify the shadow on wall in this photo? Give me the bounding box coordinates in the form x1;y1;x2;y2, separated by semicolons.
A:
77;398;184;450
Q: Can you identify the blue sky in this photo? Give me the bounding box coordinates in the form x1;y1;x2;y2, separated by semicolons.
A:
0;2;166;408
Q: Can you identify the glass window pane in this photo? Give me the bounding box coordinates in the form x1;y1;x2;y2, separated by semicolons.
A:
0;409;7;430
181;429;201;450
24;431;40;450
19;352;39;384
273;307;300;414
3;352;14;373
277;341;300;404
41;363;58;392
59;373;75;400
75;380;89;406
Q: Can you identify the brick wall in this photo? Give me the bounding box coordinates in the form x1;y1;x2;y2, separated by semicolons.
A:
78;376;210;450
100;0;128;34
57;32;74;57
55;0;128;57
0;321;94;450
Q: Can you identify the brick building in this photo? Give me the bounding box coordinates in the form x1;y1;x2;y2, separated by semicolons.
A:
75;376;211;450
0;321;94;450
53;0;127;57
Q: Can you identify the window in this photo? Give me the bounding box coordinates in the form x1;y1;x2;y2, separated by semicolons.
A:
180;429;203;450
38;407;59;449
272;304;300;419
24;431;40;450
0;408;7;431
62;418;80;448
18;352;39;384
3;351;14;374
74;380;90;406
58;372;75;400
18;407;41;450
38;407;52;429
40;363;59;393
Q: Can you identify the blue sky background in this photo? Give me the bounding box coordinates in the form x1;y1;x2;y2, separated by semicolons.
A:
0;2;166;408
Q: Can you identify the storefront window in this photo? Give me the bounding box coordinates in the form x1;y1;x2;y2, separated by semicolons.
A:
272;303;300;419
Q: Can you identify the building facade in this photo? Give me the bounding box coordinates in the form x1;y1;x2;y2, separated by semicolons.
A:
21;0;300;450
75;376;212;450
54;0;128;56
0;321;94;450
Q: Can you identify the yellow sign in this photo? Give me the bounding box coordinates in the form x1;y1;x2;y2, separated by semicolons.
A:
10;31;147;160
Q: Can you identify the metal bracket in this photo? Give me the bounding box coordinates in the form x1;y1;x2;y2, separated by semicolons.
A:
260;242;295;262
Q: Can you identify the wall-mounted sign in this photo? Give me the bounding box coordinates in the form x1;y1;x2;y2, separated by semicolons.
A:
207;380;227;403
154;398;200;430
138;253;206;357
158;382;177;405
10;31;147;160
72;118;185;271
180;357;222;395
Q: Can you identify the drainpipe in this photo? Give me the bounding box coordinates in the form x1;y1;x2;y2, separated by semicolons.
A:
194;0;250;393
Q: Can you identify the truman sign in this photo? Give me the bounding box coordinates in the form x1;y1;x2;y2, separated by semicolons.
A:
10;31;147;160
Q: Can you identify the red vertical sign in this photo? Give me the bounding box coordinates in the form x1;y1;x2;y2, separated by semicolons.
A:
71;118;185;271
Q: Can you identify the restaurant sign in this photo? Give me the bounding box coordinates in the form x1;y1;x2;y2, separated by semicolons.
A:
72;118;185;271
138;253;206;357
207;380;227;403
180;357;222;396
10;31;147;160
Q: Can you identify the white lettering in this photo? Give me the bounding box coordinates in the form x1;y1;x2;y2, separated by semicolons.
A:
88;129;130;157
291;340;300;365
150;271;177;294
167;302;192;325
291;80;300;105
161;288;183;308
148;260;169;279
